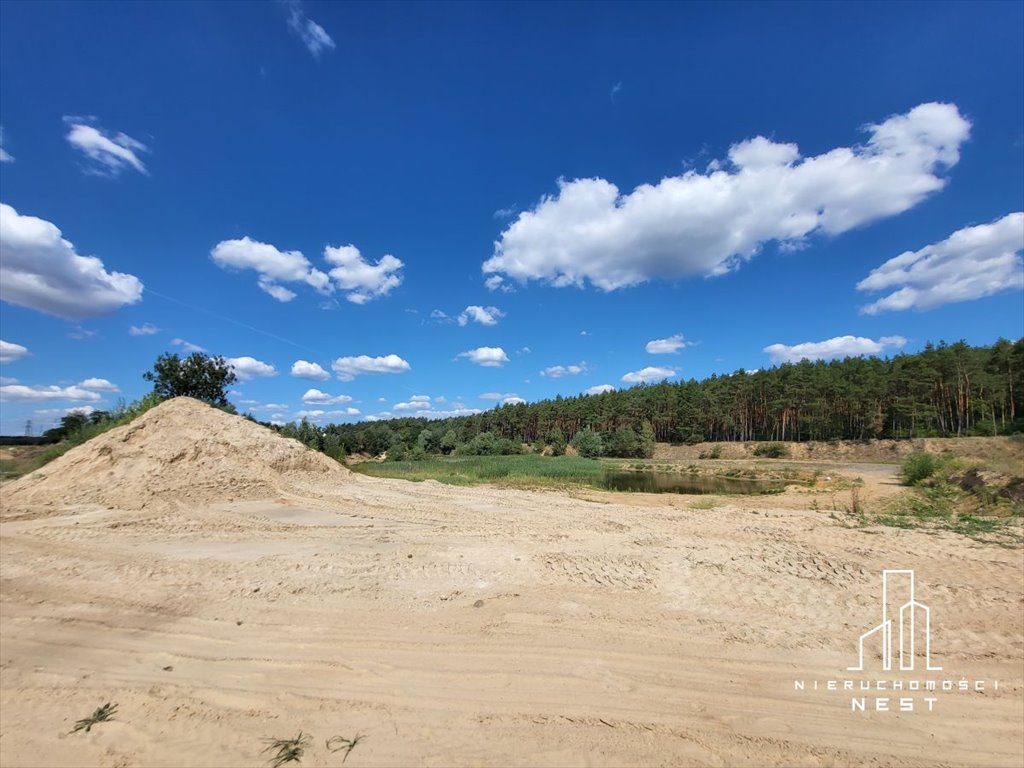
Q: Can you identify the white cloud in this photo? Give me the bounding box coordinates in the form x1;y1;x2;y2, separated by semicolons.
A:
78;377;118;392
129;323;159;336
0;377;17;385
212;238;402;305
499;396;526;406
457;347;510;367
857;213;1024;314
285;0;335;58
172;338;207;354
430;309;453;323
64;118;148;176
494;206;517;220
484;275;511;292
621;366;677;384
332;354;411;381
541;363;588;378
479;391;519;401
0;127;13;163
301;388;352;405
0;203;144;320
763;335;907;364
483;103;971;291
291;360;330;380
585;384;616;395
457;305;504;326
0;384;102;402
66;327;96;340
394;399;431;411
0;340;29;364
294;409;326;420
646;334;689;354
226;356;278;382
211;237;331;302
323;245;403;304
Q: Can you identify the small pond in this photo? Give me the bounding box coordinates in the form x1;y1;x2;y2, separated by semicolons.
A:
600;470;786;495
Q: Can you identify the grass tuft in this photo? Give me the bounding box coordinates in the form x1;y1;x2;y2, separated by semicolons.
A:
326;733;367;763
71;702;118;734
263;732;311;768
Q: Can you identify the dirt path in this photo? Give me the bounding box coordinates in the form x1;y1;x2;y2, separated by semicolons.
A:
2;471;1021;767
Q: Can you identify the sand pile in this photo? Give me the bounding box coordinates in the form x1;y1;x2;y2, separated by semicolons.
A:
1;397;349;515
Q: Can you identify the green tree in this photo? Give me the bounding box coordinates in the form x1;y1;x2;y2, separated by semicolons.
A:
143;352;237;406
571;428;603;458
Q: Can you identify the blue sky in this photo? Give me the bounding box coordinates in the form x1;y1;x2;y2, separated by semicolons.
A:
1;0;1022;434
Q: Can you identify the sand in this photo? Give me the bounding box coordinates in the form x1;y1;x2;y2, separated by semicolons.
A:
1;398;1021;767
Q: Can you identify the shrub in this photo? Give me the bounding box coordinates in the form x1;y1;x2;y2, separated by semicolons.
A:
546;430;567;456
752;442;789;458
571;428;603;458
458;432;522;456
699;445;723;459
901;451;940;486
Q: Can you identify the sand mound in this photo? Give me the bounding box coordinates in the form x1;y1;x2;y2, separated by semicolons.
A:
1;397;349;515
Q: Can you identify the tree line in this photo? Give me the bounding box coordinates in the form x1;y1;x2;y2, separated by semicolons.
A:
274;338;1024;458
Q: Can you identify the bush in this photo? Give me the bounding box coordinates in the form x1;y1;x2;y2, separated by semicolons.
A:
752;442;789;458
546;430;567;456
699;445;722;459
602;427;654;458
571;428;603;458
901;451;940;486
457;431;522;456
684;433;705;445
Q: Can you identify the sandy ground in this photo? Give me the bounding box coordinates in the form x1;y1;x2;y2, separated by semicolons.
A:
1;401;1022;767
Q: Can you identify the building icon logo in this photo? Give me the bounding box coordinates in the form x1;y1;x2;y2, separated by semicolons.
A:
848;569;942;672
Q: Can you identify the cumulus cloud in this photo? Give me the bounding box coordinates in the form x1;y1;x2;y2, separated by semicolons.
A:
291;360;330;380
585;384;616;395
301;388;352;405
479;391;519;401
541;363;588;378
499;396;526;405
0;384;103;402
211;238;402;305
621;366;677;384
0;203;144;320
226;356;277;382
64;117;148;176
369;403;481;421
171;338;207;354
0;340;29;364
211;237;331;302
285;0;335;58
323;245;403;304
483;103;971;291
857;213;1024;314
78;377;118;391
129;323;159;336
332;354;411;381
457;305;504;326
646;334;689;354
394;399;431;411
0;127;13;163
457;347;510;367
763;335;907;364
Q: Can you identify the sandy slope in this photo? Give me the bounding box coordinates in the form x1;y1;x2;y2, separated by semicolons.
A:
1;400;1021;767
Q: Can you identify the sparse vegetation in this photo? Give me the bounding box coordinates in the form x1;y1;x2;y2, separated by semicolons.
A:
901;451;941;485
353;454;605;488
263;732;311;768
326;733;367;763
71;702;118;734
752;442;789;458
